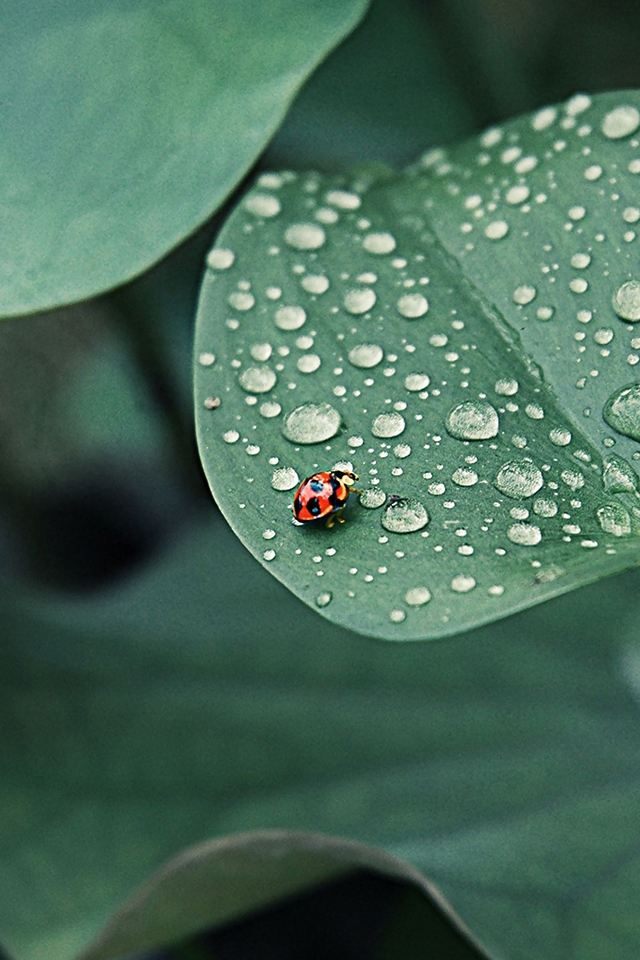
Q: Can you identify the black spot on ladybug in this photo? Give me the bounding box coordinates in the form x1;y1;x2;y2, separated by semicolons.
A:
328;489;343;508
310;478;325;493
307;497;322;516
294;496;302;515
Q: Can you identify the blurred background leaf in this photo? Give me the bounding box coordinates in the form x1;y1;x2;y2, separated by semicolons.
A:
0;0;369;318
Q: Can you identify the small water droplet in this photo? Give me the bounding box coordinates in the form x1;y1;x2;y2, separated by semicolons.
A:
561;469;585;491
239;366;276;393
494;378;519;396
207;248;235;270
397;293;429;318
316;591;333;607
297;354;321;374
382;497;429;533
390;609;406;623
405;586;431;606
260;401;281;418
445;401;499;440
603;382;640;440
452;467;479;486
271;467;300;491
513;285;537;305
263;549;276;561
262;529;276;540
283;403;342;444
597;502;632;537
245;193;281;217
602;105;640;139
404;373;430;391
549;427;572;446
506;185;530;205
603;454;638;493
284;223;326;250
360;488;387;509
275;305;307;330
348;343;384;368
613;281;640;322
223;429;240;443
507;522;542;546
228;291;255;311
494;460;543;498
533;497;557;517
451;574;476;593
485;220;509;240
301;275;330;294
326;189;360;210
372;412;406;438
363;232;396;254
344;288;377;315
394;443;411;458
199;352;215;366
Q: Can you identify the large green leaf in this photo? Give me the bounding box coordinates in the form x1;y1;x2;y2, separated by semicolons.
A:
0;0;369;318
195;89;640;641
2;516;640;959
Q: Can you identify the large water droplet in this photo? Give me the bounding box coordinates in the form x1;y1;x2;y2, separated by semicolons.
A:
239;366;276;393
603;383;640;440
363;231;396;254
275;305;307;330
381;497;429;533
397;293;429;318
348;343;384;368
405;586;431;606
494;460;543;498
271;467;300;491
372;412;406;438
344;288;377;315
283;403;342;444
549;427;572;446
445;401;499;440
603;454;639;493
284;223;326;250
597;502;632;537
612;281;640;322
602;105;640;139
360;488;387;509
507;522;542;546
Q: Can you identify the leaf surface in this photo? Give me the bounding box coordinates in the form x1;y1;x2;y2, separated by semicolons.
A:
0;0;369;317
195;90;640;640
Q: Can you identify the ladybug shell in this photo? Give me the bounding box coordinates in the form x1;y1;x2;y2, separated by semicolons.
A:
293;472;350;522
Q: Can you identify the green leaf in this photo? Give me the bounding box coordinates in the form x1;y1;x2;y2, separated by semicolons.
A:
195;89;640;641
75;831;480;960
0;0;370;318
3;518;640;960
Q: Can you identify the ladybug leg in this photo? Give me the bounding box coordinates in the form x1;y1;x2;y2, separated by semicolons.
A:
327;504;347;527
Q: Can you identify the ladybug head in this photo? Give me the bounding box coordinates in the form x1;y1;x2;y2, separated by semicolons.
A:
331;469;359;484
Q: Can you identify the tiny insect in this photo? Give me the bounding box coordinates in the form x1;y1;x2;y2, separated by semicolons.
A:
292;470;362;528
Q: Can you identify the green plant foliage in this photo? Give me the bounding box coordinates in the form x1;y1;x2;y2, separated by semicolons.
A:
0;0;370;318
195;89;640;641
2;517;640;960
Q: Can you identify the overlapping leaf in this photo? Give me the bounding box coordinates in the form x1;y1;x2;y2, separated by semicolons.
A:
195;90;640;640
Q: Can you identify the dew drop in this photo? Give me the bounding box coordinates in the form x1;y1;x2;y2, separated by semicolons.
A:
382;497;429;533
344;288;377;315
603;454;638;493
283;402;341;444
507;522;542;546
207;248;235;270
363;232;397;255
228;291;255;311
485;220;509;240
394;443;411;458
239;366;276;393
348;343;384;368
451;574;476;593
263;549;276;561
199;352;215;366
275;305;307;330
372;412;406;438
297;354;321;374
597;502;632;537
397;293;429;318
602;105;640;139
316;591;333;607
561;469;585;491
284;223;326;250
445;400;499;441
532;106;557;130
271;467;300;491
549;427;572;446
301;275;330;294
404;373;430;391
405;586;431;606
452;467;479;486
533;497;557;517
505;185;530;205
603;382;640;440
390;609;406;623
494;460;543;498
360;488;387;509
612;281;640;322
245;193;281;217
260;401;282;418
223;429;239;444
495;378;519;396
513;285;536;305
326;189;361;210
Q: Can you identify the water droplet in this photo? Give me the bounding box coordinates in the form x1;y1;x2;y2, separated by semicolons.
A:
207;248;235;270
452;467;479;486
495;378;519;396
494;460;543;498
363;231;396;255
348;343;384;368
532;106;557;130
245;193;281;217
228;291;255;311
571;253;591;269
603;454;638;493
505;185;530;205
199;352;215;366
561;469;585;491
203;396;221;409
239;366;276;393
275;305;307;330
326;189;360;210
223;429;239;443
260;401;281;418
283;403;342;444
316;591;333;607
262;529;276;540
360;488;387;509
533;497;557;517
507;522;542;546
597;502;631;537
284;223;326;250
485;220;509;240
382;497;429;533
405;586;431;606
397;293;429;318
549;427;572;446
451;574;476;593
297;354;321;374
513;285;536;305
394;443;411;458
263;549;276;561
404;373;430;391
301;275;329;294
271;467;299;491
445;401;499;441
372;412;406;438
613;281;640;322
602;105;640;139
390;609;406;623
344;288;377;315
525;403;544;420
603;382;640;440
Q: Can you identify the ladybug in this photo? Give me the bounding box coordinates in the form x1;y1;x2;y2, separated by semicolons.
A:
292;470;361;527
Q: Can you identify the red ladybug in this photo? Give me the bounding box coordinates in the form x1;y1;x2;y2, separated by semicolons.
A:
292;470;361;527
